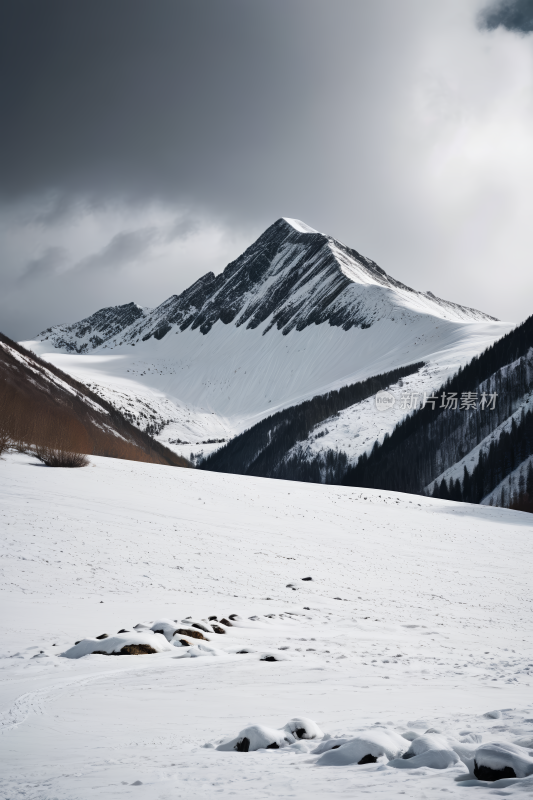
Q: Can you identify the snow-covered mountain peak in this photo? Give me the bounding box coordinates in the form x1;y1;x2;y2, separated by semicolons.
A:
33;217;498;355
24;216;512;464
282;217;319;234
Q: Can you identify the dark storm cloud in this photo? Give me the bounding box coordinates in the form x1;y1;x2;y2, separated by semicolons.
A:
20;246;68;282
478;0;533;33
166;215;200;243
0;0;331;221
74;228;158;274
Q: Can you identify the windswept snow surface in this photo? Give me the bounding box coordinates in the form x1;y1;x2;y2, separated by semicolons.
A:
1;452;533;799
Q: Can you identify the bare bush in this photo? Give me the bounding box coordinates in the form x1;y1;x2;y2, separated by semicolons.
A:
0;432;10;457
34;446;89;468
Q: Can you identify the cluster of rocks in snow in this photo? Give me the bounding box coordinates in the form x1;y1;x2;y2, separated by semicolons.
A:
213;715;533;783
62;613;286;661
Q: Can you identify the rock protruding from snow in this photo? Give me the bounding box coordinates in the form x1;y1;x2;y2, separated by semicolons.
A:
283;717;324;740
217;724;295;752
61;632;172;658
472;742;533;781
315;728;407;766
150;619;180;640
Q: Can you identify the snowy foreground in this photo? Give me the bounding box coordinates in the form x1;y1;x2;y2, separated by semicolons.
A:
1;453;532;799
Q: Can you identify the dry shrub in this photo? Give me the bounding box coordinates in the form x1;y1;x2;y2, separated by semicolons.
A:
34;414;91;468
34;448;89;468
0;431;9;457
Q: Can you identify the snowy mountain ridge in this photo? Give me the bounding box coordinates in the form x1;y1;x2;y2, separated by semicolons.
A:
37;218;496;354
26;218;512;463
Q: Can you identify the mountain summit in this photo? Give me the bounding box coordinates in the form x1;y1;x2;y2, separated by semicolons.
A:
37;218;496;353
27;218;511;465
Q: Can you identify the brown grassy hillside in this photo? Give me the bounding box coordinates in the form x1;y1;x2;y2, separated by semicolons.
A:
0;332;191;468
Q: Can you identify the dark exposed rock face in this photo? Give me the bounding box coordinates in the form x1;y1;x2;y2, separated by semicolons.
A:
119;644;157;655
234;737;250;752
358;753;378;765
95;633;108;640
38;302;146;353
473;761;516;781
191;622;211;632
211;625;226;634
176;628;207;640
91;644;157;655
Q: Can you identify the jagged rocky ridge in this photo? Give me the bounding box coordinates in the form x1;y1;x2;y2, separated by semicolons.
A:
37;218;496;354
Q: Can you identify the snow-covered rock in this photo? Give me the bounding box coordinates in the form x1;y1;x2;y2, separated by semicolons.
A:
472;742;533;781
217;724;295;752
316;728;407;766
61;632;172;658
283;717;323;740
150;619;180;640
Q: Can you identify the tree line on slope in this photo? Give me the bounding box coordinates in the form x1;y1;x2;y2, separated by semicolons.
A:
342;313;533;506
432;409;533;505
200;362;424;480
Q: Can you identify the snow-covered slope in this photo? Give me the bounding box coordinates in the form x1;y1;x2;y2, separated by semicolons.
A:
1;452;532;798
25;218;513;461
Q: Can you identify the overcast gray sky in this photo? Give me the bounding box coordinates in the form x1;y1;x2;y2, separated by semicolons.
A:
1;0;532;340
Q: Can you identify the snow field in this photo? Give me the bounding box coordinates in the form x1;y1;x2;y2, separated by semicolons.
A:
25;314;512;464
1;452;533;798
